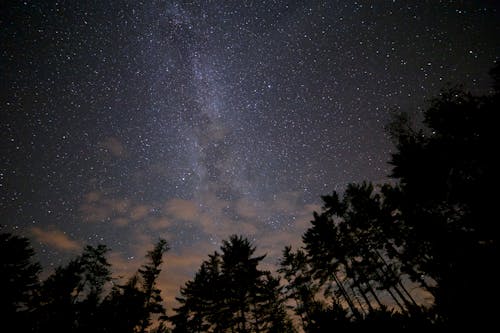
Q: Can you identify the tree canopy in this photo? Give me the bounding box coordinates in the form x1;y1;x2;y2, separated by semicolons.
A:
171;235;294;333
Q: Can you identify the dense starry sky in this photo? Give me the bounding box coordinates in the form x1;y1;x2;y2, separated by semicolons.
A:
1;1;498;306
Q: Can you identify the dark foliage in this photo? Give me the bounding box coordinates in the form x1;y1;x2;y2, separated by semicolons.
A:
278;64;498;331
171;235;294;333
0;232;41;332
0;235;169;333
383;73;498;328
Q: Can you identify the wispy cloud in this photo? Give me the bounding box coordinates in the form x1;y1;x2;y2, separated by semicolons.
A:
31;227;81;251
148;217;172;230
100;137;126;157
164;198;200;221
79;191;151;224
130;205;151;221
112;217;130;227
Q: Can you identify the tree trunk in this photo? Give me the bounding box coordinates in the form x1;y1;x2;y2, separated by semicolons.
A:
332;271;362;320
375;267;407;313
354;268;382;311
374;250;418;309
355;282;374;313
365;279;384;309
352;284;367;316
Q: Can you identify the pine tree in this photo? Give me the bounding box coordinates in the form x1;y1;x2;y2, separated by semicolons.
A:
171;235;293;332
101;239;169;333
385;73;498;327
138;239;170;333
33;245;112;332
0;232;41;332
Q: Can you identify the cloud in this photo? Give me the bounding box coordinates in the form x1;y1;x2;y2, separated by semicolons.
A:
31;227;81;251
235;192;306;221
271;191;301;212
149;217;172;230
259;229;303;266
129;205;151;221
85;191;102;202
164;198;199;221
80;191;152;223
80;202;111;222
235;198;261;219
100;137;126;157
112;217;130;227
110;198;131;214
198;212;258;239
107;251;139;279
159;190;318;252
294;203;320;230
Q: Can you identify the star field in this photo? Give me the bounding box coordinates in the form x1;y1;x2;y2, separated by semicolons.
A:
1;0;498;305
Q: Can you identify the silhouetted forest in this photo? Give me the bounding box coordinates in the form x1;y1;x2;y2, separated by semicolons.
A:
2;65;497;332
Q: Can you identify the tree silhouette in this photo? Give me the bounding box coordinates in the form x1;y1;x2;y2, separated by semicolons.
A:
171;252;226;333
296;184;425;325
279;64;498;330
247;272;296;333
384;72;498;327
138;238;170;333
75;245;112;332
31;244;112;332
279;246;348;332
99;238;169;333
220;235;266;332
0;233;169;333
171;235;293;332
0;232;41;332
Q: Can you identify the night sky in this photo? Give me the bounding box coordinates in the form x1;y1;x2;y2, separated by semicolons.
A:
1;1;498;306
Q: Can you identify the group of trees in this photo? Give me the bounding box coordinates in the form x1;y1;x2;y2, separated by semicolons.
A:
170;236;294;332
279;65;497;331
276;66;496;331
1;233;169;333
2;66;497;331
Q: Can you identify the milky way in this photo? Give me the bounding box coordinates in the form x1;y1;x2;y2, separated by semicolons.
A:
1;1;498;305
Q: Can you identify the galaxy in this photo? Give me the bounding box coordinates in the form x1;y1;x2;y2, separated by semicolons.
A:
1;0;498;308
